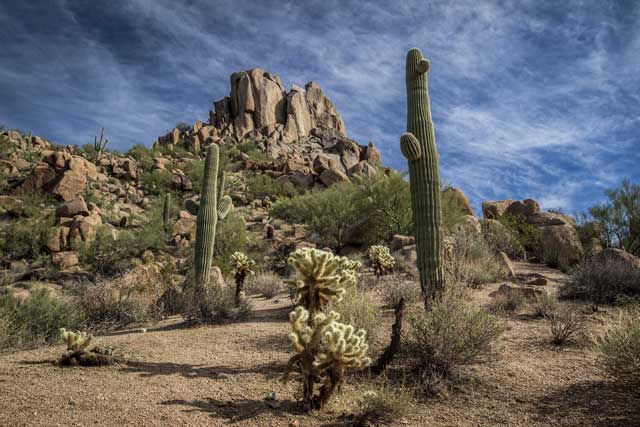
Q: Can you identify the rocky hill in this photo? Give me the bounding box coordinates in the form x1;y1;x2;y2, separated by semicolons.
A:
154;68;380;187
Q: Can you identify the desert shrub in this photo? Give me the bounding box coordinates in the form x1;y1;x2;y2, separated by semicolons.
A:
545;305;583;345
0;289;84;349
353;385;413;427
379;276;421;309
354;171;413;240
407;285;502;378
247;271;285;299
445;229;508;287
245;173;302;201
76;264;171;329
213;211;248;273
329;286;379;339
487;292;526;315
481;219;525;260
528;292;560;318
79;206;167;276
368;245;395;276
186;284;252;324
140;169;173;196
0;214;54;260
563;256;640;303
271;182;361;248
497;214;543;260
594;306;640;388
126;144;158;172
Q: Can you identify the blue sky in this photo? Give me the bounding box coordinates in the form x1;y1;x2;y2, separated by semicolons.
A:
1;0;639;214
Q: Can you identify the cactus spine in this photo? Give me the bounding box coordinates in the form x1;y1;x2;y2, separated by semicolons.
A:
163;193;171;232
401;48;444;306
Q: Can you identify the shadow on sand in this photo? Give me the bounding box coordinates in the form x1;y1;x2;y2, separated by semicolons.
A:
121;359;285;380
534;380;640;427
160;397;304;423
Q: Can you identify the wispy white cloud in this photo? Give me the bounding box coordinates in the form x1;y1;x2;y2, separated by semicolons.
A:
0;0;638;213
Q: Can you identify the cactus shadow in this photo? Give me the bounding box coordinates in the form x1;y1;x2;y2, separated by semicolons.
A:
160;397;304;422
121;359;285;379
533;380;640;427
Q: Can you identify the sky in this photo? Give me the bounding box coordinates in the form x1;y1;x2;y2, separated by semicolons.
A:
1;0;639;214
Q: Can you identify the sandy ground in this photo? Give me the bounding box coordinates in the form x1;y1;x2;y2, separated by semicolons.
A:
1;262;639;427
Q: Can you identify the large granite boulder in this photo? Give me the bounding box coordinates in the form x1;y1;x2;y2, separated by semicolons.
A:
541;225;584;271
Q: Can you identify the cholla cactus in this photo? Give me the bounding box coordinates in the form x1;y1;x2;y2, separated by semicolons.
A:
288;248;361;312
368;245;395;276
60;328;93;352
230;251;255;305
283;248;370;408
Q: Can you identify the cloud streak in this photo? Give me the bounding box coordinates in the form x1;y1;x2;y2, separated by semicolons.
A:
0;0;638;214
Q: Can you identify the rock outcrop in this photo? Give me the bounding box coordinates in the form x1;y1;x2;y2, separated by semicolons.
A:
155;68;347;149
481;197;583;270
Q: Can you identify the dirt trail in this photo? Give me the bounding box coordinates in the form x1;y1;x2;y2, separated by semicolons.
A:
1;264;639;427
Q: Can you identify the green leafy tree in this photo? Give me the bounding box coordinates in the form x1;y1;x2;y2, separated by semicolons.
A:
589;179;640;254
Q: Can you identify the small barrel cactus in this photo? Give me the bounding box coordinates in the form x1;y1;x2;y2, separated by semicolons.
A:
368;245;395;276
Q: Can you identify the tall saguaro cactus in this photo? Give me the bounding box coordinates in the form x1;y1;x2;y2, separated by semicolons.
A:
400;47;444;306
193;144;232;305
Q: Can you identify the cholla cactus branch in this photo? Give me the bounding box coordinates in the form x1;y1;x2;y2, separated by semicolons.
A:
59;328;93;352
368;245;395;276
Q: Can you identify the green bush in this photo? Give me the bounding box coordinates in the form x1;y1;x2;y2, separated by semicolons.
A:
79;204;167;276
213;211;248;273
481;219;525;260
595;306;640;388
407;285;502;378
271;181;361;248
0;289;84;350
125;144;156;172
140;169;173;196
563;256;640;303
497;213;543;260
182;159;205;191
0;214;54;260
270;173;470;249
245;173;302;201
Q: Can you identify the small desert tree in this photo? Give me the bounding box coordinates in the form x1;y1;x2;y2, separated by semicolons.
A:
282;248;371;408
589;179;640;255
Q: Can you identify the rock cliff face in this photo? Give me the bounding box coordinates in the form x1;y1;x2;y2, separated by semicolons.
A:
155;68;346;149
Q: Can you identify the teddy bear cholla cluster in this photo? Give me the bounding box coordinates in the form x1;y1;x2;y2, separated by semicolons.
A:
283;248;370;408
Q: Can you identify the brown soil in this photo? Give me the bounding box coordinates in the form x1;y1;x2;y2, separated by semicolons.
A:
1;262;639;427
